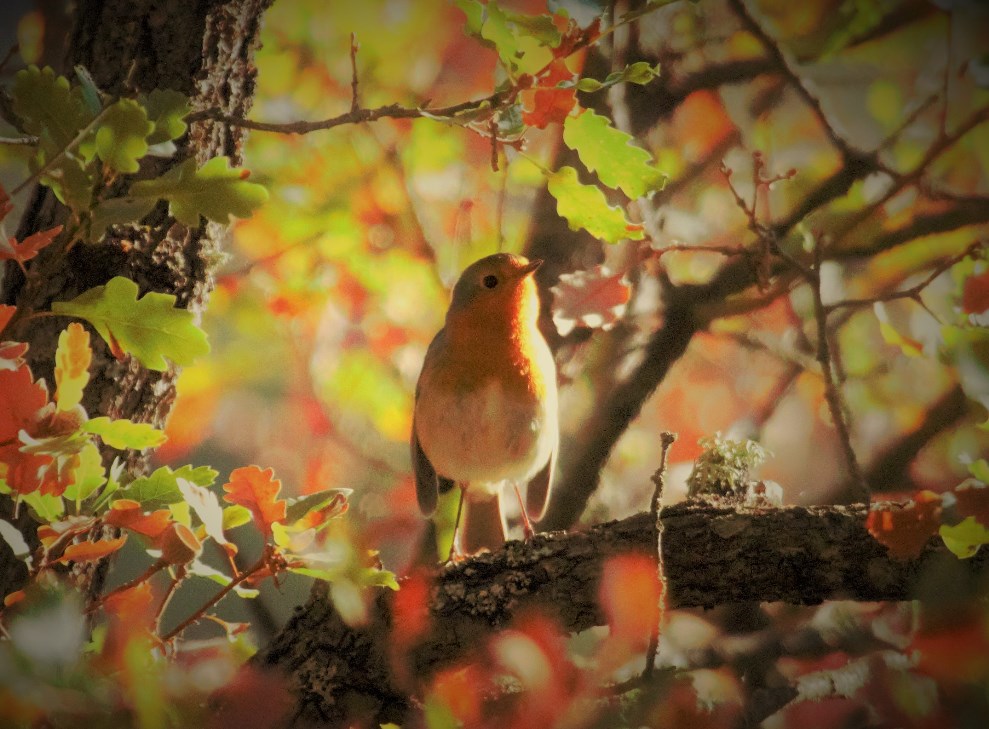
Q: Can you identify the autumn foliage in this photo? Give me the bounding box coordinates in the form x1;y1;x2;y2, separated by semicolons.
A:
2;0;989;727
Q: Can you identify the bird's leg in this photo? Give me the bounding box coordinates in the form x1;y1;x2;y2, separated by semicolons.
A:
446;482;468;563
513;482;535;542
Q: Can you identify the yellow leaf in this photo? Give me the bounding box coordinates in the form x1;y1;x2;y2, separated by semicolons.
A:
54;323;91;411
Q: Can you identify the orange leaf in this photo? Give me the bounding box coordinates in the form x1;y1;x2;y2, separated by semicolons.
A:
598;552;661;646
222;466;287;538
54;322;92;411
104;499;173;540
962;269;989;315
392;570;432;650
3;589;26;607
0;365;53;495
0;225;63;265
0;304;15;334
522;87;576;129
58;535;128;563
866;491;942;560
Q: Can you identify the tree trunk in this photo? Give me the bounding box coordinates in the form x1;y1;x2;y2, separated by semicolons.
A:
254;499;986;728
0;0;273;602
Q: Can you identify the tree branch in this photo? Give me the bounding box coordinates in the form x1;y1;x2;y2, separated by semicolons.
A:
253;500;986;728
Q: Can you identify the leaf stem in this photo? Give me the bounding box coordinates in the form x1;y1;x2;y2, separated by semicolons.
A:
161;546;272;642
10;106;110;198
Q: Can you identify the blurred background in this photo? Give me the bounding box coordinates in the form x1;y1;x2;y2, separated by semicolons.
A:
2;2;988;722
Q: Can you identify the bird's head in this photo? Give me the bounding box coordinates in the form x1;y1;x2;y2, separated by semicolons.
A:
447;253;543;333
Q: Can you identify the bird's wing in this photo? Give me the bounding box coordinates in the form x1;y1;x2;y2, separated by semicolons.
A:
525;449;555;522
411;420;439;515
412;328;454;515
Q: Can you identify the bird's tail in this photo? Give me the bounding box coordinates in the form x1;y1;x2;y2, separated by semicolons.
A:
461;489;506;554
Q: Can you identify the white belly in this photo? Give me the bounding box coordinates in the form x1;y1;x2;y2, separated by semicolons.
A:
415;378;557;488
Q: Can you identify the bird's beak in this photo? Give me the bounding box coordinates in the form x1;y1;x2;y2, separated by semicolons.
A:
519;258;543;277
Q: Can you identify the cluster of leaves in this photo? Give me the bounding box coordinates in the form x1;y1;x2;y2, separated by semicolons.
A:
435;1;667;245
867;460;989;560
686;434;770;497
0;319;380;723
5;64;267;244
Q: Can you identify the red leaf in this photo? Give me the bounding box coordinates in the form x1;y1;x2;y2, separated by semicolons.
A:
222;466;287;538
207;666;294;729
104;499;173;541
522;87;577;129
0;365;54;495
522;59;577;129
866;491;942;560
550;265;631;336
953;479;989;527
962;269;989;315
58;535;128;563
0;225;63;265
912;611;989;685
392;570;432;650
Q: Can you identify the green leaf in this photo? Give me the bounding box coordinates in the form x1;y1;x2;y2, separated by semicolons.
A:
563;109;666;199
970;460;989;483
173;464;218;488
622;61;661;85
87;196;157;242
546;166;645;244
284;488;353;525
22;491;64;522
222;504;253;530
10;65;94;157
73;65;104;116
358;567;400;590
42;153;97;214
51;276;210;371
129;156;269;226
63;443;107;503
83;417;166;450
115;467;182;509
141;89;190;144
940;516;989;559
95;99;154;173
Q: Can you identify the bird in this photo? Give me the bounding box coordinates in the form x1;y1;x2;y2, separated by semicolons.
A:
411;253;558;559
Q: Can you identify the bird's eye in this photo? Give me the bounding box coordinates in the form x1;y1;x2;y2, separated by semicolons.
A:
482;275;499;289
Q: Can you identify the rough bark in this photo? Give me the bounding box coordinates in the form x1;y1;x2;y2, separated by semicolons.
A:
0;0;273;602
254;500;986;728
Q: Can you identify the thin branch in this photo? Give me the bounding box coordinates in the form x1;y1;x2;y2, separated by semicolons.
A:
349;33;360;114
10;105;110;197
727;0;857;161
0;136;38;146
825;240;984;313
185;88;515;135
644;432;676;680
162;547;272;642
809;239;867;500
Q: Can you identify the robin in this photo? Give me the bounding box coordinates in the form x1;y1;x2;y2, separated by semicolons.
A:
411;253;558;559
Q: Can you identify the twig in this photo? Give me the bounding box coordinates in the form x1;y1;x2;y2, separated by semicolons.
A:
727;0;856;162
10;105;110;197
643;431;676;680
349;33;360;114
161;547;272;642
154;568;183;634
0;44;18;76
809;239;867;500
825;240;984;314
89;558;168;613
0;136;38;146
186;88;516;135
